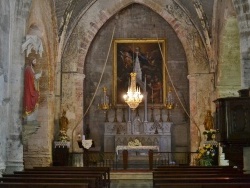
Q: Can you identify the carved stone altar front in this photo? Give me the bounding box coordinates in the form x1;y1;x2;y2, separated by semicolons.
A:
104;121;172;152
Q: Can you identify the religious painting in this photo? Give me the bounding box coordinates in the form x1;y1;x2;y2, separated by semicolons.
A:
113;38;167;107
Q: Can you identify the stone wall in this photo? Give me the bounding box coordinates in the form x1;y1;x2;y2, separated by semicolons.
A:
233;0;250;88
215;0;241;98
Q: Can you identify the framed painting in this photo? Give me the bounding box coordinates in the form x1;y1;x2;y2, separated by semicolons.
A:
113;38;167;107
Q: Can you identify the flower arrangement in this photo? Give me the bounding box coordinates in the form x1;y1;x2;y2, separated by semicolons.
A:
128;139;142;146
196;144;216;166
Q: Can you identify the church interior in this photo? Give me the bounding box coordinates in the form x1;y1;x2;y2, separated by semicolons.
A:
1;0;250;187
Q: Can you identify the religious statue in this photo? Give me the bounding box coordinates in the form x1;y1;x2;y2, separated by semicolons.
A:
58;110;69;141
23;56;42;117
203;110;214;130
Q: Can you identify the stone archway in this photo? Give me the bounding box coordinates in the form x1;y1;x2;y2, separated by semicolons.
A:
61;0;213;153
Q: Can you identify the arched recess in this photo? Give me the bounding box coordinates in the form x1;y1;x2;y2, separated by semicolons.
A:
64;0;209;74
61;0;212;152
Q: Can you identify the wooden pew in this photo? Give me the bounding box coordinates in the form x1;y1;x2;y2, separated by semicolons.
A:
12;172;104;187
153;176;250;188
153;173;250;178
0;177;97;188
1;166;111;188
152;166;250;188
154;166;243;172
29;166;110;188
154;182;250;188
153;166;244;175
14;171;104;188
0;182;89;188
3;174;102;188
156;165;238;169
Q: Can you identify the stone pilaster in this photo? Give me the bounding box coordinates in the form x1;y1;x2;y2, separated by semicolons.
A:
188;73;215;152
187;74;200;152
61;73;85;152
233;0;250;88
5;0;31;173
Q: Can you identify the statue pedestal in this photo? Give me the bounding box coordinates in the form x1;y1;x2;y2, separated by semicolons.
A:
53;141;70;166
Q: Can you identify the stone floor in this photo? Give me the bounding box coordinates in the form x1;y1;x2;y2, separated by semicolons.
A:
110;171;153;188
110;179;153;188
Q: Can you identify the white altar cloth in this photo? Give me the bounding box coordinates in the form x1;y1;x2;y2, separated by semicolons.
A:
116;145;159;155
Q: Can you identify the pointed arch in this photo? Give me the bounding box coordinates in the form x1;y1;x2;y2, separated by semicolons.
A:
62;0;209;75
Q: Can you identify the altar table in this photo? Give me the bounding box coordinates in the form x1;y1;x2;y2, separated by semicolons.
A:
116;145;159;155
116;145;159;169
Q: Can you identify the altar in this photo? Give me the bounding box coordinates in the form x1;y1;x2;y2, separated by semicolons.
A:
104;121;172;153
116;145;159;155
116;145;160;170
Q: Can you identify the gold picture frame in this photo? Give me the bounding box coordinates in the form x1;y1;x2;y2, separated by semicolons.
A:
113;38;167;107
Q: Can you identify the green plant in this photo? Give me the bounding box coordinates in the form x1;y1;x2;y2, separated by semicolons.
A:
196;144;216;166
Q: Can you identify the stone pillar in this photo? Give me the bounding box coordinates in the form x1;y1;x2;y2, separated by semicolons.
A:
187;74;200;152
5;0;31;173
0;0;10;175
62;73;85;152
187;73;215;152
233;1;250;88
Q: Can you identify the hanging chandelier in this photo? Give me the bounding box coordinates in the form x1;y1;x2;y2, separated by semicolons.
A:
123;72;143;110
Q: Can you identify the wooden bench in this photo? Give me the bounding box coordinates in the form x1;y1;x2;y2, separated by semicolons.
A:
153;166;244;175
154;182;250;188
154;166;243;172
153;176;250;187
0;177;97;188
1;166;111;188
152;166;250;188
3;174;102;188
153;173;250;178
30;166;110;187
12;171;104;187
156;165;238;169
0;182;89;188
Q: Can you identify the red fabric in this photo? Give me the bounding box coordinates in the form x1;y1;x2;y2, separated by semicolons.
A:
23;66;39;116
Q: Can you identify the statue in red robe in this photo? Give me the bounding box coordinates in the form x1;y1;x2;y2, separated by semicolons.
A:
23;57;42;116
